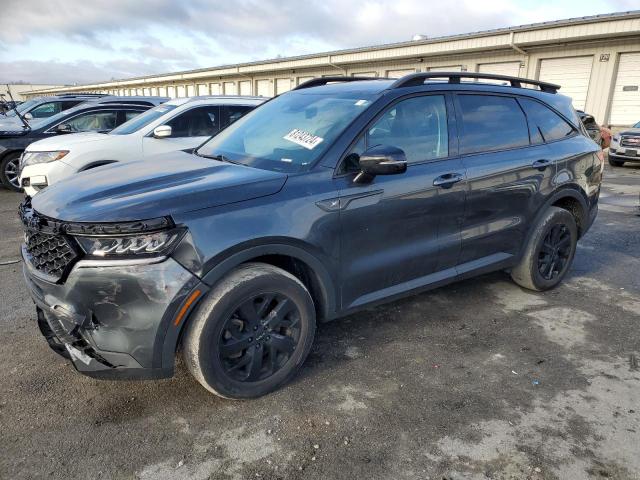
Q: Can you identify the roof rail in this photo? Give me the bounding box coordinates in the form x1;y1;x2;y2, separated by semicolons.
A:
293;76;385;90
390;72;560;93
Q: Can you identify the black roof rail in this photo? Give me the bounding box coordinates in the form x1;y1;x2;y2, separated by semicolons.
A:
390;72;560;93
293;76;387;90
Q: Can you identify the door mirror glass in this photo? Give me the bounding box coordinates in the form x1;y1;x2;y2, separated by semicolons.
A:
153;125;172;138
56;123;72;133
355;145;407;183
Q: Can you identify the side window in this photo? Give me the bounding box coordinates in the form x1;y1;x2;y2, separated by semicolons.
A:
123;110;143;122
366;95;449;163
62;100;82;111
166;106;219;137
338;95;448;174
519;98;576;143
458;95;529;154
221;105;252;127
64;111;118;132
29;102;62;118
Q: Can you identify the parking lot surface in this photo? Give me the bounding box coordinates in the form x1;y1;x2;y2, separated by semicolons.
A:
0;163;639;480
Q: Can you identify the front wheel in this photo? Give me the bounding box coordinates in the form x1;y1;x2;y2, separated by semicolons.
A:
182;263;316;399
511;207;578;291
0;152;22;191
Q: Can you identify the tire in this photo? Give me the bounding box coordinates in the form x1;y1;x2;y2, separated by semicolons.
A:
608;157;624;167
183;262;316;399
511;207;578;291
0;152;22;191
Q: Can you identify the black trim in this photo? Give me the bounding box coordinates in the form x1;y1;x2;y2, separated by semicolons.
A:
294;76;389;90
391;72;560;93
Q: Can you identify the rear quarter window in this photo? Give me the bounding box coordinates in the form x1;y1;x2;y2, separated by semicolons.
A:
457;94;529;154
518;97;575;143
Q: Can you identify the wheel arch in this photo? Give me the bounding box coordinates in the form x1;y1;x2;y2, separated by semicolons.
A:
535;185;590;239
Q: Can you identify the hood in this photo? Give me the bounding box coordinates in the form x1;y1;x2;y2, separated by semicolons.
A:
0;116;23;129
26;132;110;151
617;128;640;136
31;151;287;222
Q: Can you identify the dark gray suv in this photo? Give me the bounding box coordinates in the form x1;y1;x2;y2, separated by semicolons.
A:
19;73;603;398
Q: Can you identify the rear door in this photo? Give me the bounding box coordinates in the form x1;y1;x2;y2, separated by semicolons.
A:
336;93;466;309
142;105;220;155
454;93;555;268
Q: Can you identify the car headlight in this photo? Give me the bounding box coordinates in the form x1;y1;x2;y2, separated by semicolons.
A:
21;150;69;168
612;135;620;142
75;228;185;258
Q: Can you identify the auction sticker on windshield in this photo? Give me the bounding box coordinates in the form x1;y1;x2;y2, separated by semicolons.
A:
283;129;324;150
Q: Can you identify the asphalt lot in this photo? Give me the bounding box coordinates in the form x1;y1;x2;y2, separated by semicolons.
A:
0;161;639;480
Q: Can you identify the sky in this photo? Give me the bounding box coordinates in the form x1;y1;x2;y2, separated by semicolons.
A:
1;0;637;86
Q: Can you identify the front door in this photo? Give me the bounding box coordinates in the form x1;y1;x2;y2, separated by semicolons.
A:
335;93;466;309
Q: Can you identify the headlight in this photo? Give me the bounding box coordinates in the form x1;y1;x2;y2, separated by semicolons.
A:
75;228;185;258
612;135;620;142
21;150;69;168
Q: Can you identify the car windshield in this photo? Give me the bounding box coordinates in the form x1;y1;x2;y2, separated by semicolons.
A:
634;121;640;128
109;104;178;135
5;98;40;116
196;90;377;172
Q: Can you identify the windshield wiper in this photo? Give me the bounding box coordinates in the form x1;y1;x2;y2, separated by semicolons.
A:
194;150;238;164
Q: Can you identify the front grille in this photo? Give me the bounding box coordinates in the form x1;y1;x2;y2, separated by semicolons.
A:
620;136;640;148
24;231;78;280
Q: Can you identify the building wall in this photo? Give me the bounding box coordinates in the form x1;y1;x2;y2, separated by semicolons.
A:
1;84;62;101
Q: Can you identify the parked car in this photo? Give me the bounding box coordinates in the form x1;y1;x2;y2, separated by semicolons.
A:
1;102;152;190
19;73;602;398
0;99;22;114
608;120;640;166
0;94;106;128
19;96;263;197
576;110;603;145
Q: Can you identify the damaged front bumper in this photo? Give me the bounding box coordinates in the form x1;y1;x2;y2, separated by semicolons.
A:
23;249;201;380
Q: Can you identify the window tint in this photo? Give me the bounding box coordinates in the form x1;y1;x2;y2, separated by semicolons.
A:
30;102;62;118
458;95;529;154
124;110;142;122
519;98;575;143
221;105;252;127
366;95;449;163
64;111;118;132
62;100;82;110
166;106;219;137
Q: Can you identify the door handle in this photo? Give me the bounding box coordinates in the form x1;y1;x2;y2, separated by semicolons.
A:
433;172;464;188
532;159;551;171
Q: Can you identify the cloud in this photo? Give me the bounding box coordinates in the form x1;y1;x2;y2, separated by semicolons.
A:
1;0;635;84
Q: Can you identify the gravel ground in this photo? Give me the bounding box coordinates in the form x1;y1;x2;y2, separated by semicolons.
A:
0;162;639;480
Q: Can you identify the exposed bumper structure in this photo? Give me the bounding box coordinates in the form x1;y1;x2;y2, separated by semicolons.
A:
23;250;200;379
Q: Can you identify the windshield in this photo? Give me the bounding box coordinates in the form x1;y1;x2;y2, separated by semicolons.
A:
197;90;377;172
6;98;40;116
634;121;640;128
109;104;178;135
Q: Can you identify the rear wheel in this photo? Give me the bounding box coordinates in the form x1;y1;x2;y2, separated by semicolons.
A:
0;152;22;191
183;263;316;399
511;207;578;291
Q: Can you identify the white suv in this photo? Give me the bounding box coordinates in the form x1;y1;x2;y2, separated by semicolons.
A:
19;96;264;196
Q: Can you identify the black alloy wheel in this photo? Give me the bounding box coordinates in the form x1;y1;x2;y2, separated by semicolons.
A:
219;293;301;382
1;153;22;191
537;224;572;281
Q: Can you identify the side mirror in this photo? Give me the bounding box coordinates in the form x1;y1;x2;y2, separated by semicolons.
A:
56;123;72;133
24;112;33;120
153;125;172;138
354;145;407;183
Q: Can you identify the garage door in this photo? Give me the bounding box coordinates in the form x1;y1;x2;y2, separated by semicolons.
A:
478;61;521;80
276;78;292;95
256;79;271;97
197;84;208;95
187;85;196;97
209;83;221;95
387;68;416;78
239;80;252;96
297;76;314;86
223;82;237;95
539;56;593;110
352;71;378;77
610;52;640;126
176;85;186;97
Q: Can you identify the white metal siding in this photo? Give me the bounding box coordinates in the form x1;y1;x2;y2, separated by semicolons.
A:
539;56;593;110
256;79;271;97
610;52;640;126
197;83;208;95
478;61;521;77
239;80;252;95
276;78;292;94
428;65;462;71
352;71;377;77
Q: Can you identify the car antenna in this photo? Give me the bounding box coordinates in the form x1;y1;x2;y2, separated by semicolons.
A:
5;84;30;131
